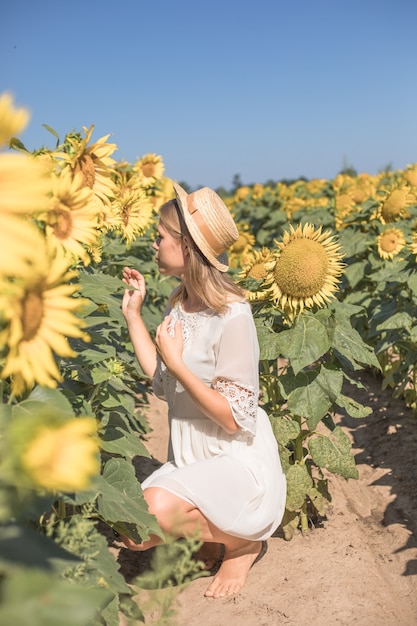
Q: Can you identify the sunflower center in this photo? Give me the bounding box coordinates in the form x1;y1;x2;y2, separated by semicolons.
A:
273;239;329;297
380;232;400;252
248;263;267;280
53;210;73;239
22;290;44;341
74;154;96;188
141;163;156;178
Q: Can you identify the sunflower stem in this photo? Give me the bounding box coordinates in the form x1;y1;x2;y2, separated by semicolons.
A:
300;500;309;534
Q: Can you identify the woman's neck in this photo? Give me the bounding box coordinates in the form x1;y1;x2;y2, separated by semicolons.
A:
182;286;206;313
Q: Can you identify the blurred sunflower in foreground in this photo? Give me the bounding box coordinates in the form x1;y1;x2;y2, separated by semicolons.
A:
0;246;89;396
5;409;99;493
264;223;345;319
0;92;52;276
377;227;406;260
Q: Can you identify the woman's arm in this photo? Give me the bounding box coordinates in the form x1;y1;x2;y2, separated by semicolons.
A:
122;267;157;379
155;316;239;434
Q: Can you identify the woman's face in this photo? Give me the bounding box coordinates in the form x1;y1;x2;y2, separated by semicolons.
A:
152;222;187;276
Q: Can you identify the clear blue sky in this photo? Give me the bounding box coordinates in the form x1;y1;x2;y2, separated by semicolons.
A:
2;0;417;190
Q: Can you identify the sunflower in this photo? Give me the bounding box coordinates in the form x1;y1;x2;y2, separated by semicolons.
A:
349;173;376;204
229;225;256;268
238;248;275;301
252;183;264;199
134;153;165;186
0;92;30;147
335;191;356;229
377;228;406;260
283;197;306;219
403;164;417;188
0;153;51;214
107;178;154;244
147;177;175;210
58;125;117;204
375;183;414;224
233;186;251;202
44;168;103;265
409;232;417;257
0;246;89;395
0;215;46;278
22;416;99;492
265;223;345;317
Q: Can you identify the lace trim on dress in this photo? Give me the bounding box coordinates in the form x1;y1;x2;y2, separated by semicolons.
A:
213;377;258;433
155;305;211;403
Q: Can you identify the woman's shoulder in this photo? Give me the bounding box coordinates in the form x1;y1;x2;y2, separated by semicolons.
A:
224;299;252;319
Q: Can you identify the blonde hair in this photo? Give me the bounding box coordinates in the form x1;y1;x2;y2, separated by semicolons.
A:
159;200;245;314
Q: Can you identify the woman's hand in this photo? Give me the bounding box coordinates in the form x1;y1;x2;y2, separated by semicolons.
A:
155;315;184;374
122;267;146;321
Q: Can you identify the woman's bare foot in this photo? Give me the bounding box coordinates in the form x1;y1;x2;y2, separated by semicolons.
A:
204;540;265;598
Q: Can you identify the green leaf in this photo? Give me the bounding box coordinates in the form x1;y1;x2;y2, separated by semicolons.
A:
0;523;79;572
270;415;300;446
99;426;150;459
335;394;373;418
96;458;162;540
42;123;60;142
285;463;313;511
284;366;343;429
374;311;413;332
277;315;331;375
332;322;380;370
255;320;281;360
0;569;112;626
308;427;359;479
14;387;75;418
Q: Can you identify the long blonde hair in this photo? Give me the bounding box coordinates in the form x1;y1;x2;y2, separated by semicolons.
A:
159;200;245;314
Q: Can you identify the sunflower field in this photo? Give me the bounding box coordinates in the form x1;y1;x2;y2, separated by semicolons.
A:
1;91;416;624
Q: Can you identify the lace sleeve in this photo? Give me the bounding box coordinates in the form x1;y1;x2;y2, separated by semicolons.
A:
213;377;258;435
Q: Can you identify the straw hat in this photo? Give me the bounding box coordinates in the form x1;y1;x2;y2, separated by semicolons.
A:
173;183;239;272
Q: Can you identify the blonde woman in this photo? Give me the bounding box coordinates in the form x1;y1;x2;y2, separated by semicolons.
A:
121;183;286;598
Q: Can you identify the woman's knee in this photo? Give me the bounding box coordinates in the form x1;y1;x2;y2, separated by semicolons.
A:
144;487;191;534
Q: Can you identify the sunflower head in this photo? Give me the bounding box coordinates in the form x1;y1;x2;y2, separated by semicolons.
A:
134;154;164;185
377;227;406;260
228;225;256;268
264;223;345;318
238;248;275;302
403;164;417;188
376;183;414;224
0;92;30;147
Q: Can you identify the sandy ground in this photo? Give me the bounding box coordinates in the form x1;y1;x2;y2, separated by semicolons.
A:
113;370;417;626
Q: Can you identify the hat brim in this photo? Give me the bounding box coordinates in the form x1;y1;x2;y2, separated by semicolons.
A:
173;183;229;271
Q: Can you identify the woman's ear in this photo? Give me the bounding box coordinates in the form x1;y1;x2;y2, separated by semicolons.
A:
182;236;190;253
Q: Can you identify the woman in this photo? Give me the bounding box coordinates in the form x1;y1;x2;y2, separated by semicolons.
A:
121;183;286;599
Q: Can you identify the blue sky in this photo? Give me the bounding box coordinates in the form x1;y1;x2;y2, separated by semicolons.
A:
2;0;417;190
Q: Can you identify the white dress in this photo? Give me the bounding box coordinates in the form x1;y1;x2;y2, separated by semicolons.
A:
142;300;286;541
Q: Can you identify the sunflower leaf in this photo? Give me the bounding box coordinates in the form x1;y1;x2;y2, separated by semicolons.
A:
332;322;380;370
308;427;358;479
285;463;313;511
282;366;343;429
95;458;162;542
277;315;331;375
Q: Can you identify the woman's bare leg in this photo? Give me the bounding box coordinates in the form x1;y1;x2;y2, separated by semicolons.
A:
121;487;266;598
